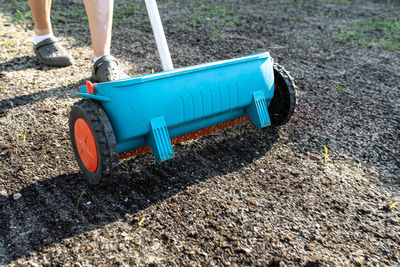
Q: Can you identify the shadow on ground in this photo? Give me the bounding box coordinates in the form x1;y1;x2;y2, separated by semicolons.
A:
0;78;86;117
0;126;279;264
0;56;41;72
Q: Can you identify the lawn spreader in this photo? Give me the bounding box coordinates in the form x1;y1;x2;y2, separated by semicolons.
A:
69;0;296;185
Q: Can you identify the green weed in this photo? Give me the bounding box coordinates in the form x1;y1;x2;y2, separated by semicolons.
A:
14;8;32;23
336;83;343;95
335;17;400;50
22;130;27;145
51;1;87;25
9;0;32;23
113;1;145;29
219;229;224;247
138;217;145;226
324;146;328;164
76;189;86;214
165;1;244;33
1;40;16;47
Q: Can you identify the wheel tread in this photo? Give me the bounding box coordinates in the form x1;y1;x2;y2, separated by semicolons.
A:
69;100;118;185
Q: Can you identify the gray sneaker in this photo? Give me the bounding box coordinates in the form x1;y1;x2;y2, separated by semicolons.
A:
92;55;129;83
33;37;74;67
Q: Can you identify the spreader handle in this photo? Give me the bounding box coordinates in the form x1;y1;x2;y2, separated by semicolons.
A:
144;0;174;71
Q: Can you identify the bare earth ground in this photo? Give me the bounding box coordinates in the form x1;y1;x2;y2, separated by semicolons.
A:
0;0;399;266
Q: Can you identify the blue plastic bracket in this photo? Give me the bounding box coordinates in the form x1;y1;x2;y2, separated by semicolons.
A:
245;90;271;129
147;116;175;163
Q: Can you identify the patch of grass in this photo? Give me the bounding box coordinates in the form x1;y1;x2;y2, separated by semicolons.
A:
335;17;400;50
51;0;87;25
165;1;246;35
2;0;33;24
113;2;143;28
323;0;349;4
14;8;32;23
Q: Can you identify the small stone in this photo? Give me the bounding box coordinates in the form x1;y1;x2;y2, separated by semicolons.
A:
269;257;282;266
260;169;265;173
285;233;294;242
13;193;22;200
236;245;252;254
0;190;7;197
244;248;252;254
354;256;365;266
151;242;160;251
247;198;258;206
199;251;208;258
144;255;158;265
380;257;390;264
305;242;316;251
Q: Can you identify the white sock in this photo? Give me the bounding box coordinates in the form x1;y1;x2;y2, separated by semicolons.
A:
93;55;110;64
33;33;55;45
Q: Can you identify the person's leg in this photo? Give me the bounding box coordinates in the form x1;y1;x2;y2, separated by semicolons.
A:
29;0;74;66
28;0;52;36
83;0;128;82
83;0;113;58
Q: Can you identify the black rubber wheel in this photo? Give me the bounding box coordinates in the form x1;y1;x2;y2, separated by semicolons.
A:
268;64;297;126
69;100;118;185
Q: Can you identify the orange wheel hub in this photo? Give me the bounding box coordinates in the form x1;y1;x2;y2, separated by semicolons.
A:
74;118;98;172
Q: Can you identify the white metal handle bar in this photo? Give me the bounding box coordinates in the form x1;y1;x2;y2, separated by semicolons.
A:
144;0;174;71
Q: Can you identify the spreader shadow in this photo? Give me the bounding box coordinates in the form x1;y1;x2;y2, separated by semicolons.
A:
0;125;279;265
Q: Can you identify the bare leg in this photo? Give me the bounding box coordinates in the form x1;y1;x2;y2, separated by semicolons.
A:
28;0;52;35
83;0;114;58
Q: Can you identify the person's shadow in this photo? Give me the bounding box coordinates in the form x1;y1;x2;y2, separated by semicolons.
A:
0;75;87;117
0;56;41;72
0;122;279;265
